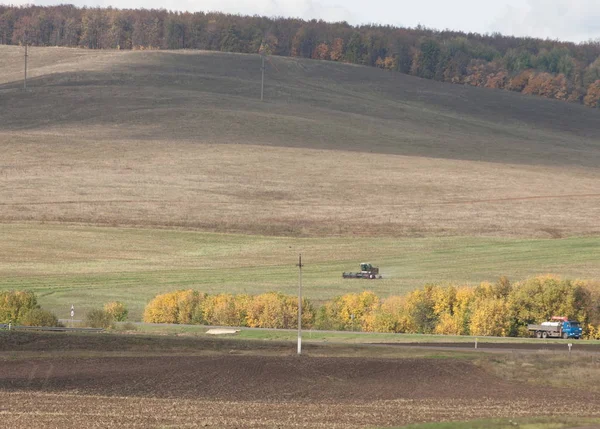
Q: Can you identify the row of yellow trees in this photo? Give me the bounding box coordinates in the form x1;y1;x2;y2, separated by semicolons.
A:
144;275;600;339
143;290;314;329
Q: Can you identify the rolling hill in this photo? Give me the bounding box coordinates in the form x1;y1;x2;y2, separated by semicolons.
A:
1;45;599;238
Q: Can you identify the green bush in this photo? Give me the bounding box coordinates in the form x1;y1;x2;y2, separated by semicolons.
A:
85;309;114;329
20;309;61;327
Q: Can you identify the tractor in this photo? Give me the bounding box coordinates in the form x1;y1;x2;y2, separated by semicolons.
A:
342;263;382;279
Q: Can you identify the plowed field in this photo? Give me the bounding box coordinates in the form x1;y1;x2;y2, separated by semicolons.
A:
2;351;600;428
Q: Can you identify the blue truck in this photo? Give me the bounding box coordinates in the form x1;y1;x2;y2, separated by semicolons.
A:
527;316;583;339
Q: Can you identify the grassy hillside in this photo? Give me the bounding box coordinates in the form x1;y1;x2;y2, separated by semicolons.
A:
1;224;599;320
0;46;599;238
1;47;599;318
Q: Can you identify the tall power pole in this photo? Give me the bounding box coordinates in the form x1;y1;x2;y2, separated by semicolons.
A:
260;54;265;102
24;44;28;90
297;254;303;355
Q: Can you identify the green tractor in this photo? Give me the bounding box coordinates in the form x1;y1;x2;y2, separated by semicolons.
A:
342;263;382;279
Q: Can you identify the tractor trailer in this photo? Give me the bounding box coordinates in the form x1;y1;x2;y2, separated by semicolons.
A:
342;263;382;279
527;316;582;339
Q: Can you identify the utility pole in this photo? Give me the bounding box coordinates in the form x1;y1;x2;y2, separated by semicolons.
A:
260;53;265;102
24;43;28;90
297;253;303;355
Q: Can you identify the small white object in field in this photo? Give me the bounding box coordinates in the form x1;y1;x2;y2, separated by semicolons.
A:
206;328;240;335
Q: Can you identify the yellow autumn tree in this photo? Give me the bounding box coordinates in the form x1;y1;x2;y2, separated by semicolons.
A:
201;293;249;327
341;291;380;331
469;298;510;337
104;301;128;322
143;292;178;323
143;290;205;324
370;295;409;333
246;292;313;329
0;290;39;324
508;275;582;327
434;286;475;335
316;291;379;331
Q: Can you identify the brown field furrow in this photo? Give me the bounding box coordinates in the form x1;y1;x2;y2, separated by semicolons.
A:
0;199;163;206
2;355;527;401
1;392;599;428
1;192;599;207
1;335;600;427
438;193;600;205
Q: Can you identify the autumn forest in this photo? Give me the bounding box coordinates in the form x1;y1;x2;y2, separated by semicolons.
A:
1;4;600;107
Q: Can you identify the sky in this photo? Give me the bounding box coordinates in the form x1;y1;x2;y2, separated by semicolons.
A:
8;0;600;43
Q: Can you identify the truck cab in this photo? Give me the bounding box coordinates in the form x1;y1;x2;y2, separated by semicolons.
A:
561;320;582;339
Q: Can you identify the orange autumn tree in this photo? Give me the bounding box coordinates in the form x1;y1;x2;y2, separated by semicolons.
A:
312;42;329;60
584;80;600;107
329;38;344;61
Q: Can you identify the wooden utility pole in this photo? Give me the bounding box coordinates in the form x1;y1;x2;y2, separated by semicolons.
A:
24;44;28;90
297;253;303;355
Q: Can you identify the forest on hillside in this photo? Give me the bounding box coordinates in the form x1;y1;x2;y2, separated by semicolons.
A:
1;4;600;108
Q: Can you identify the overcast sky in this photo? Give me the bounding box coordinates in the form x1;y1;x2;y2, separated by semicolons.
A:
9;0;600;43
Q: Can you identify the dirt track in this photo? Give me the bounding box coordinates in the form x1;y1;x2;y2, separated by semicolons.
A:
2;353;600;428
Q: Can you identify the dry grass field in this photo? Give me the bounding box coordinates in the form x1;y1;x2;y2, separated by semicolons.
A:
1;45;599;238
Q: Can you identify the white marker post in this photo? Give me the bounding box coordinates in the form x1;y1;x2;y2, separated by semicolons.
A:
70;305;75;327
475;338;478;349
297;254;303;355
568;343;573;356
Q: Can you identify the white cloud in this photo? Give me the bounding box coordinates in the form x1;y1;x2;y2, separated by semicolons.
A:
490;0;600;42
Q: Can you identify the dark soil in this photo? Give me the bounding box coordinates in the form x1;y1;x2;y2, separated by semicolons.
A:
0;354;531;401
2;332;600;428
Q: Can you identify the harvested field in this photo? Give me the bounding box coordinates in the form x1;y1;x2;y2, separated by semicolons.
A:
2;356;600;428
1;332;600;428
0;352;599;427
1;46;599;238
7;392;598;429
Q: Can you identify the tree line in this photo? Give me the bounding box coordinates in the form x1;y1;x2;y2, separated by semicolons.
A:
1;4;600;107
141;275;600;339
